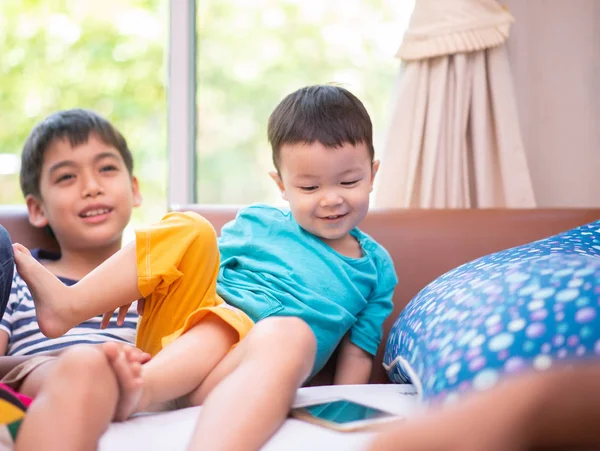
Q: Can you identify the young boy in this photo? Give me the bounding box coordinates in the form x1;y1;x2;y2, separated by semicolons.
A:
1;108;141;380
0;109;147;450
13;85;398;450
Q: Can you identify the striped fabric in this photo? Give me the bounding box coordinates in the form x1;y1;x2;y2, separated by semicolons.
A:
0;249;138;356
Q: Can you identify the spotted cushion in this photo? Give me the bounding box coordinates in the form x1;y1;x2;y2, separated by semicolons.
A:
383;220;600;403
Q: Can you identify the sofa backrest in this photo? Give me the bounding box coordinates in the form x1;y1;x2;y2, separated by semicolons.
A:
171;205;600;384
0;206;59;251
2;205;599;384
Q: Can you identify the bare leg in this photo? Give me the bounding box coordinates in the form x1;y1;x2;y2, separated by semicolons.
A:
186;317;317;451
12;242;141;338
17;359;58;399
114;313;239;419
15;346;119;451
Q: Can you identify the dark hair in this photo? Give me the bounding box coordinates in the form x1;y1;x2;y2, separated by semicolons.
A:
268;85;374;171
20;108;134;199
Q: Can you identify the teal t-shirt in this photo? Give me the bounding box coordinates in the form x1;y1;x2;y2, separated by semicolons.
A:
216;204;398;376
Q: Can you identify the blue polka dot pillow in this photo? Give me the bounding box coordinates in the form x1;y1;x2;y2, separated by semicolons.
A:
383;220;600;403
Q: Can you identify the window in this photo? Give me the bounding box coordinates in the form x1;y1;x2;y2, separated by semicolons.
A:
0;0;168;227
195;0;414;204
1;1;415;213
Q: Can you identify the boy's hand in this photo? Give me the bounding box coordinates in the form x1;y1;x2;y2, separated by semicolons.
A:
100;298;145;329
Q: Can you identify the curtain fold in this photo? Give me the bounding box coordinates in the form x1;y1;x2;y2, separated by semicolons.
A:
375;0;535;208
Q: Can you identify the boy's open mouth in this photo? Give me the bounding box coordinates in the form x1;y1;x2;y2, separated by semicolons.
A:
320;213;347;221
79;208;113;218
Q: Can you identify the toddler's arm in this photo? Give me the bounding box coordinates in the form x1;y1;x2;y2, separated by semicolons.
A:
333;336;373;385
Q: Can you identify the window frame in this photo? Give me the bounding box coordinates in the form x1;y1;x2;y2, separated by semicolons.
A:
168;0;197;207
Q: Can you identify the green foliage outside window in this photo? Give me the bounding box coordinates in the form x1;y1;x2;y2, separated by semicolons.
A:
0;0;167;227
196;0;409;204
0;0;411;223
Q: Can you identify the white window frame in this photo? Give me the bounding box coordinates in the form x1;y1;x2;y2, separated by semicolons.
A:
168;0;197;207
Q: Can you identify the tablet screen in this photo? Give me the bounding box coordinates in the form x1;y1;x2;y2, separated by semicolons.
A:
300;400;395;424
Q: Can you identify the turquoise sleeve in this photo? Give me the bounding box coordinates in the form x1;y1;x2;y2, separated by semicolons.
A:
349;256;397;355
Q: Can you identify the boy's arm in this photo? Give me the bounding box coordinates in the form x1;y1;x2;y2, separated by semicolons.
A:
345;253;397;380
0;330;7;356
339;286;394;385
344;277;395;385
333;335;373;385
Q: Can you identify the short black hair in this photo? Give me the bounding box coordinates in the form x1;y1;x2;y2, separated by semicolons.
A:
20;108;134;199
268;85;374;171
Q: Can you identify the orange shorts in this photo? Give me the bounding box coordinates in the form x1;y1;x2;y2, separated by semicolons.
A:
134;212;254;357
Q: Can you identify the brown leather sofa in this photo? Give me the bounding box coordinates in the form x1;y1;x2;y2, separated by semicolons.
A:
2;205;599;385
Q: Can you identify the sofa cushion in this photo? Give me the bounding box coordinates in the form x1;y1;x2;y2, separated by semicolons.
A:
383;220;600;403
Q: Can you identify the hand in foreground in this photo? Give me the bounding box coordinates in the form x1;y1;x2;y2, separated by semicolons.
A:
368;384;530;451
369;364;600;451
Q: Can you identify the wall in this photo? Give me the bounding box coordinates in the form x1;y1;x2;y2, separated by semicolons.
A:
504;0;600;207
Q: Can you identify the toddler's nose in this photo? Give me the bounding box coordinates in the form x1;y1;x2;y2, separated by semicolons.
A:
319;191;343;208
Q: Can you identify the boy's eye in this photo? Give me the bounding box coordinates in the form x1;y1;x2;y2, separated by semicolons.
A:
100;164;118;172
300;186;318;192
341;180;360;186
56;174;75;183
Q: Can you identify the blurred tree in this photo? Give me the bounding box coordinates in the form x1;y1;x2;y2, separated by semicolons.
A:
0;0;410;214
0;0;167;226
196;0;408;204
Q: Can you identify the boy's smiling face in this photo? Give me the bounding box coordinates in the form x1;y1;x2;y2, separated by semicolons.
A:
271;141;378;251
26;134;141;252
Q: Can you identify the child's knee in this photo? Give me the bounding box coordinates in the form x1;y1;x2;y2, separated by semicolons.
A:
55;345;113;382
42;346;120;408
255;317;316;362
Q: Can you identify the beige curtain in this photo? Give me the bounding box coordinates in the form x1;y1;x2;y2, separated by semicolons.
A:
375;0;536;208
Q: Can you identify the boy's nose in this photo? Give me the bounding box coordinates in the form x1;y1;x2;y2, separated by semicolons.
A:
81;176;104;198
319;191;343;207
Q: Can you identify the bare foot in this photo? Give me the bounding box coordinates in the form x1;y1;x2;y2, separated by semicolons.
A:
12;243;74;338
103;342;149;421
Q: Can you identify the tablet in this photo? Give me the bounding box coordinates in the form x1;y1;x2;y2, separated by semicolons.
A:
290;398;401;432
